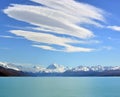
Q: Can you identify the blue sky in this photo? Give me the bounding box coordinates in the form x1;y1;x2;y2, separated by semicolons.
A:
0;0;120;67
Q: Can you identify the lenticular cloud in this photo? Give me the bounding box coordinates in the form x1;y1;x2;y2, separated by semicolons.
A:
3;0;105;52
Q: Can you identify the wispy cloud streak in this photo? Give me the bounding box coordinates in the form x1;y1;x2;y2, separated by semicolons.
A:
3;0;106;52
107;26;120;32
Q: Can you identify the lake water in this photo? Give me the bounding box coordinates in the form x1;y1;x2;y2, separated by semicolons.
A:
0;77;120;97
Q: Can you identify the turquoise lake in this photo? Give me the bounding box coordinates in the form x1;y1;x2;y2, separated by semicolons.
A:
0;77;120;97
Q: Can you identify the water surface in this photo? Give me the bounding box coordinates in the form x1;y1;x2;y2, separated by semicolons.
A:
0;77;120;97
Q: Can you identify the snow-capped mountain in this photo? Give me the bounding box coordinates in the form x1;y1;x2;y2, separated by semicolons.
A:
1;61;120;74
72;66;90;72
46;63;66;73
0;62;20;71
33;66;46;73
71;65;120;72
47;63;60;69
0;62;67;73
111;66;120;70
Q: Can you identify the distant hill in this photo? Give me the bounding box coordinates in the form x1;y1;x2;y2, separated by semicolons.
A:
1;62;120;76
0;66;27;76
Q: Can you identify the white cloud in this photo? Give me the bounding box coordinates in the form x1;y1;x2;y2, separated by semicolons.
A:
63;45;94;52
0;35;14;38
3;0;105;38
107;26;120;31
10;30;80;46
3;0;106;52
30;0;105;21
0;35;23;39
32;45;57;51
4;4;95;39
102;46;113;50
11;30;94;52
32;45;93;52
97;46;113;51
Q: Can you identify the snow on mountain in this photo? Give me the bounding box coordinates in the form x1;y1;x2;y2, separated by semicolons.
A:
46;63;66;73
47;63;59;69
71;65;120;72
72;66;90;72
90;65;105;72
14;65;46;73
33;66;46;73
1;61;120;73
111;66;120;70
0;62;66;73
0;62;19;71
0;62;36;72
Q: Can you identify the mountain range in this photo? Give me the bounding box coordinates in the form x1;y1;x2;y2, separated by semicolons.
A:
0;62;120;76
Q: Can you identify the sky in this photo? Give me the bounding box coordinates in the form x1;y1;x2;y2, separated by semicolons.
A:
0;0;120;67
